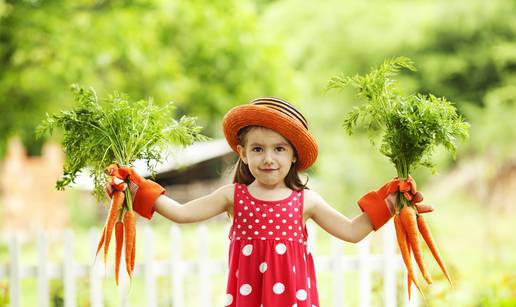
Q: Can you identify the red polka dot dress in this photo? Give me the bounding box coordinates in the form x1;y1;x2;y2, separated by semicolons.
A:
224;183;320;307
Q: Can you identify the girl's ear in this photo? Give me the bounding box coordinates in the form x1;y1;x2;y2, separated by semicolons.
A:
237;145;247;164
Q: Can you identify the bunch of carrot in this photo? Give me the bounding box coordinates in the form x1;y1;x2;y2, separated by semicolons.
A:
394;176;452;299
94;166;137;285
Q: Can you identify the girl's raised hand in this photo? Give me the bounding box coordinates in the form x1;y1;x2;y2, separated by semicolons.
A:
105;164;165;219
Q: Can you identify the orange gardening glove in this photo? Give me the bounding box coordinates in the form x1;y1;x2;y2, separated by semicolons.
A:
358;176;433;230
106;164;165;220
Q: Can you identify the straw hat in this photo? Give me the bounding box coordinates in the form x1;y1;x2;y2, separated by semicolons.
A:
222;97;318;170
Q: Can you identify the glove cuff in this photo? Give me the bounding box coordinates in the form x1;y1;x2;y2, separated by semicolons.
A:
358;191;392;231
132;179;165;220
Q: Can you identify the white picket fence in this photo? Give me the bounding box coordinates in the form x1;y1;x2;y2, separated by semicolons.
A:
0;222;420;307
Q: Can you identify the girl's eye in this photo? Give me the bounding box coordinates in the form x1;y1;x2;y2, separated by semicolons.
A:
276;146;285;152
252;147;262;152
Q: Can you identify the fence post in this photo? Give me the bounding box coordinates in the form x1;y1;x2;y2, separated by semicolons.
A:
358;237;371;307
144;225;157;307
89;229;103;307
171;225;184;307
331;237;344;307
9;233;21;307
38;230;49;307
198;224;211;307
382;223;397;307
63;229;76;307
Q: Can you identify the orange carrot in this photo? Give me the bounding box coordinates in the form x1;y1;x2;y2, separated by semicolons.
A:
400;205;432;285
114;220;124;285
103;190;125;263
394;215;422;296
417;215;452;285
123;209;136;278
130;229;136;274
95;225;105;258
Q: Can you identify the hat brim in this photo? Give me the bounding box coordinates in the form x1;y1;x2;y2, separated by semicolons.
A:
222;105;318;170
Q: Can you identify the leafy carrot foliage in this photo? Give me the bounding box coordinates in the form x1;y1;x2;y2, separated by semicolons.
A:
36;84;206;199
328;56;469;178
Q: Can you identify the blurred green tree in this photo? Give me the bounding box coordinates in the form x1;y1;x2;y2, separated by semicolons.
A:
0;0;293;157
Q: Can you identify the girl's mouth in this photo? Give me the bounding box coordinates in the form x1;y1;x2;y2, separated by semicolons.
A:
260;168;278;172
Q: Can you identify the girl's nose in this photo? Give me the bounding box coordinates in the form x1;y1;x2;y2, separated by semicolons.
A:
263;151;274;164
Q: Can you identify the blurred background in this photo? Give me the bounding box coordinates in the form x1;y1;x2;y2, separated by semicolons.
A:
0;0;515;306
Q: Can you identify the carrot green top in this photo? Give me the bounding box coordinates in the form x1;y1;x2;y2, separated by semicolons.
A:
328;57;469;179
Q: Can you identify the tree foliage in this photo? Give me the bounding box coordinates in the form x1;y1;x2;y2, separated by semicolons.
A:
0;0;293;156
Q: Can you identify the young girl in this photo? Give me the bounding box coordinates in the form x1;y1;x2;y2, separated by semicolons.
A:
108;97;426;307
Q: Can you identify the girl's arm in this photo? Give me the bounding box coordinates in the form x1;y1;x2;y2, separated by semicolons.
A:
154;184;234;223
304;189;395;243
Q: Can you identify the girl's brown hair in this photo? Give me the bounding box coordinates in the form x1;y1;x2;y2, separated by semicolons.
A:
232;126;309;191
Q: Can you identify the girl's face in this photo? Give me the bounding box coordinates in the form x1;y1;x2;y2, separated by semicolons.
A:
237;127;297;188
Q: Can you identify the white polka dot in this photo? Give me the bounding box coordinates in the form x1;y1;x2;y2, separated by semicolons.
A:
249;212;254;216
243;218;247;222
269;219;273;224
288;238;293;241
276;213;280;217
296;289;307;301
242;244;253;256
242;231;246;235
261;237;266;240
269;208;274;212
239;200;243;204
273;282;285;294
254;231;259;235
268;231;273;235
288;202;292;206
225;293;233;305
282;208;287;212
275;225;280;229
251;201;255;205
288;226;293;230
255;207;260;211
292;304;297;307
294;208;299;212
259;262;268;273
275;237;280;240
244;206;248;210
237;225;241;229
248;225;253;229
275;243;287;254
262;213;267;217
261;225;266;229
289;213;293;218
248;237;252;240
282;219;287;223
240;284;252;296
294;232;297;236
294;220;298;224
282;231;287;236
255;219;260;223
238;212;242;216
294;197;297;200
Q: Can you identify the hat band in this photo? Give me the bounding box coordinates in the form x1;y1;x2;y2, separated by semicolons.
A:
251;98;308;130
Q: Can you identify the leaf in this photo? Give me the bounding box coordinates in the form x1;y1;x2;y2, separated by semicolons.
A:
329;57;469;177
36;85;207;200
